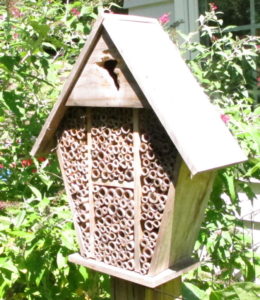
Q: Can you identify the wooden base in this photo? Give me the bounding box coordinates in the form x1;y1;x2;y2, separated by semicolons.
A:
68;253;199;288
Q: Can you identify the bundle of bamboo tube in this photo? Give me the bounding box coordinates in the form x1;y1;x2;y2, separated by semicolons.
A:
138;110;177;274
91;108;134;183
57;108;91;253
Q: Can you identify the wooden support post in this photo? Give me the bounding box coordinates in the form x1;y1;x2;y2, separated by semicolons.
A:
111;276;182;300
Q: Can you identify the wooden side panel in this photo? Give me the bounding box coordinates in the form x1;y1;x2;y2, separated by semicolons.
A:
169;161;216;265
66;32;147;108
103;18;247;175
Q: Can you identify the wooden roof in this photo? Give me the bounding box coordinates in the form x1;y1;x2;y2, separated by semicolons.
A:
31;13;247;175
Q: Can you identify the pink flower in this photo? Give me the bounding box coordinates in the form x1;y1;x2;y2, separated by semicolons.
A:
10;7;22;18
71;8;80;16
21;159;33;167
13;32;19;39
257;77;260;87
37;157;46;163
209;2;218;11
0;164;4;169
221;114;230;124
159;13;170;25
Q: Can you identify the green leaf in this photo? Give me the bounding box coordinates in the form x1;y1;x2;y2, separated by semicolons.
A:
57;250;67;269
28;184;42;200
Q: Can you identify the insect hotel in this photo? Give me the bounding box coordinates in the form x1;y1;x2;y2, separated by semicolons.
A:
31;14;247;288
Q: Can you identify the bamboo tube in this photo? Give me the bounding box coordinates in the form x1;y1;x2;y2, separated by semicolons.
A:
144;220;154;231
142;203;149;212
142;158;151;167
120;200;128;209
111;223;120;233
116;208;125;219
126;259;134;271
108;204;116;215
141;133;150;143
104;256;112;265
124;189;133;200
125;209;134;219
149;232;158;241
142;262;151;271
125;170;134;182
104;215;113;225
118;173;125;182
142;185;150;194
143;247;153;259
115;188;124;198
101;234;109;244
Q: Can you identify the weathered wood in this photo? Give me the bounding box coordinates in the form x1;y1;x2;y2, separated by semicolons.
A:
169;161;216;265
66;32;148;108
92;179;134;189
133;109;142;272
111;276;182;300
69;252;199;288
103;16;247;174
31;15;104;156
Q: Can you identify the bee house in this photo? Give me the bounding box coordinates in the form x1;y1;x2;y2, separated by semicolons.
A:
31;14;247;288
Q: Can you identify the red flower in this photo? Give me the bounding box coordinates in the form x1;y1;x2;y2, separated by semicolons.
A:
209;2;218;11
0;164;4;169
37;157;46;162
32;169;37;173
21;159;33;167
159;13;170;25
10;7;22;18
221;114;230;124
71;8;80;16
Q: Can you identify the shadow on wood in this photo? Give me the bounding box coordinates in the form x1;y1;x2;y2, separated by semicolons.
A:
111;276;182;300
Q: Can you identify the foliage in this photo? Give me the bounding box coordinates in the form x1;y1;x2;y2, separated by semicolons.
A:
176;7;260;299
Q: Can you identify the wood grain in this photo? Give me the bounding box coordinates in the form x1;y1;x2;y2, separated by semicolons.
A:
111;276;182;300
69;252;199;288
66;32;148;108
103;16;247;174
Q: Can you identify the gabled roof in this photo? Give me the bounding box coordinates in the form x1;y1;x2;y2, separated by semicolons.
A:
31;13;247;175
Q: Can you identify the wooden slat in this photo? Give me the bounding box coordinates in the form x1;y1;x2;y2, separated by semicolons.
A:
111;276;182;300
92;179;134;189
56;146;86;255
66;32;148;108
69;252;199;288
169;161;216;265
87;108;95;257
133;109;142;272
31;15;104;156
103;18;247;175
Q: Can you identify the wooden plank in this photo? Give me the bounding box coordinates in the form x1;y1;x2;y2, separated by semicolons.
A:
133;109;142;272
69;252;199;288
87;108;95;257
169;161;216;265
103;17;247;175
148;183;176;275
92;179;134;189
66;32;148;108
31;15;104;156
56;146;86;255
111;276;182;300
